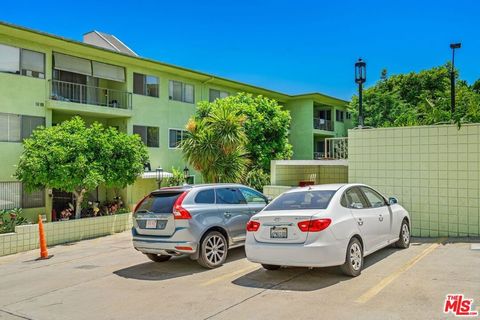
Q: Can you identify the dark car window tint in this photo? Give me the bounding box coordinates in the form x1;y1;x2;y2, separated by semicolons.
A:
136;193;182;213
240;187;266;204
195;189;215;204
344;188;368;209
264;190;335;211
216;188;246;204
360;187;386;208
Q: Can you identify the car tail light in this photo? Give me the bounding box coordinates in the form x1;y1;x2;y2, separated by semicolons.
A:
133;195;149;214
246;220;260;232
173;192;191;219
297;218;331;232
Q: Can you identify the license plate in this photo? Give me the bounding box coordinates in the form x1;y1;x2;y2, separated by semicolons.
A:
270;227;288;239
145;220;157;229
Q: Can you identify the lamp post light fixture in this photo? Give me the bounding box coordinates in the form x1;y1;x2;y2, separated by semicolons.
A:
183;166;190;184
354;58;366;127
156;167;164;189
450;43;461;114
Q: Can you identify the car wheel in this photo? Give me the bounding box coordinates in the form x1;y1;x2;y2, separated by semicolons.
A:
145;253;172;262
262;264;281;270
340;237;363;277
197;231;228;269
395;220;410;249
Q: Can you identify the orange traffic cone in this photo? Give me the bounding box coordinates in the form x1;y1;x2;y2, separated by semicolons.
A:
37;215;52;260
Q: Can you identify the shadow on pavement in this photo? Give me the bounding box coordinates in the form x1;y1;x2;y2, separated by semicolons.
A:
232;245;399;292
113;247;246;281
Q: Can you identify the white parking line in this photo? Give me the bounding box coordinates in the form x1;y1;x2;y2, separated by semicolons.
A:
200;265;258;287
356;238;446;304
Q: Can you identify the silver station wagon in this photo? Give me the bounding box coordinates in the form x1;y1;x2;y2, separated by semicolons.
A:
132;184;269;268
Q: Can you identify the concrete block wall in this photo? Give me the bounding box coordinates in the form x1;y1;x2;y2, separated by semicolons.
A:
0;213;132;256
272;164;348;187
348;124;480;237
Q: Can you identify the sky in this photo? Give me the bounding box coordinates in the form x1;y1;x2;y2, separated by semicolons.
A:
2;0;479;100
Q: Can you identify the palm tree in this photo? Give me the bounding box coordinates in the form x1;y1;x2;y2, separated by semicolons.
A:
182;102;249;183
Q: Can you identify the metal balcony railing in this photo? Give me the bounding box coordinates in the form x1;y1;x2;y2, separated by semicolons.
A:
50;80;132;110
313;151;325;160
324;137;348;159
313;118;333;131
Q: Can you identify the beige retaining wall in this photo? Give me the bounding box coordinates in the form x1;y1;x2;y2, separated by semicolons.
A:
270;160;348;187
0;213;132;257
348;124;480;237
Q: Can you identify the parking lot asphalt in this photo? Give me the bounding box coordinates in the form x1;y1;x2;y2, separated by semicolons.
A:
0;232;478;320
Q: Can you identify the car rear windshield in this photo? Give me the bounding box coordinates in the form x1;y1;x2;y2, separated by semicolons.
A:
136;192;182;213
264;190;336;211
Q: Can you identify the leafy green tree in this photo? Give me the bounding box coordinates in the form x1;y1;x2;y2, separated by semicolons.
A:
349;64;480;127
196;93;292;171
186;93;291;188
182;103;249;183
15;117;149;219
167;167;185;187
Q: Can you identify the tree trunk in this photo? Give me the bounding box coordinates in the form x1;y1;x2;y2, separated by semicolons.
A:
74;189;86;220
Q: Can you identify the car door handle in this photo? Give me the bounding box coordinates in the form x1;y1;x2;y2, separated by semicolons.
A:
248;210;256;214
224;212;231;218
379;215;384;222
357;218;364;226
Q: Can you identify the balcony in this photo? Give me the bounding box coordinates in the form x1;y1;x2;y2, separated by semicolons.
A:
313;118;333;131
49;80;132;110
325;137;348;159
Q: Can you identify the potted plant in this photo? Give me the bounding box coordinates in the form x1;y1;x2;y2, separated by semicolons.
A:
60;203;74;221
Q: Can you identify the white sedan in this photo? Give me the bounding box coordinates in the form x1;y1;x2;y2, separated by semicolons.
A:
245;184;410;276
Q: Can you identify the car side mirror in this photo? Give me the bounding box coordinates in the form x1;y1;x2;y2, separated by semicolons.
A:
266;196;273;203
388;197;398;205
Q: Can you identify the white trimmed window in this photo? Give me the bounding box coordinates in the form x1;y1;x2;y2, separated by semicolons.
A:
169;80;194;103
0;44;45;79
169;129;188;148
133;73;159;97
209;89;229;102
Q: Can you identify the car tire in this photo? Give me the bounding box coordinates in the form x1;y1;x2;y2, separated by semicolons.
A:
197;231;228;269
262;264;281;271
340;237;363;277
395;219;410;249
145;253;172;263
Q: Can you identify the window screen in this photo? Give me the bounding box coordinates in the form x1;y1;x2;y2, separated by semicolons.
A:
146;75;159;97
134;125;159;147
169;80;194;103
169;129;187;148
21;49;45;79
0;182;22;210
0;44;20;74
21;116;45;140
0;113;21;142
134;73;158;97
133;73;145;95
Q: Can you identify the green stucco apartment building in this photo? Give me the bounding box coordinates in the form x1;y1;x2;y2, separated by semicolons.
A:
0;22;352;221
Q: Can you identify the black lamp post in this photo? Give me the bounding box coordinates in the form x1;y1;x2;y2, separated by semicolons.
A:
355;58;366;127
450;43;461;114
183;166;190;184
156;167;163;188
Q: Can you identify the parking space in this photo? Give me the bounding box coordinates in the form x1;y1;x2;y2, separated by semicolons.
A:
0;232;478;320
